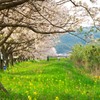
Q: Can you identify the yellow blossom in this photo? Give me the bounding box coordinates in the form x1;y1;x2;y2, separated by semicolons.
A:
28;95;32;100
55;96;59;100
33;92;37;95
29;82;33;86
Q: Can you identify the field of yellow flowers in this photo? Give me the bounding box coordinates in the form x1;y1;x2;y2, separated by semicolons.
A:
0;59;100;100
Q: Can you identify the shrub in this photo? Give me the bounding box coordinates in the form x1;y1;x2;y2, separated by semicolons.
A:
71;43;100;74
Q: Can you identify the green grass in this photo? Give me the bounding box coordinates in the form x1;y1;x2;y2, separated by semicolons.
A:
0;59;100;100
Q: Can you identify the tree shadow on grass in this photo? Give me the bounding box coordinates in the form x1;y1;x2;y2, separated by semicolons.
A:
0;90;27;100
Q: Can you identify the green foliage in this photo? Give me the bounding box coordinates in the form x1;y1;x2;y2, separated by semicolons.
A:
89;28;94;32
0;59;100;99
71;44;100;73
0;71;3;81
79;26;83;33
0;74;1;81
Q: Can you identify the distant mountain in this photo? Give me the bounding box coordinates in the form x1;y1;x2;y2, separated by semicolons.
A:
55;27;100;54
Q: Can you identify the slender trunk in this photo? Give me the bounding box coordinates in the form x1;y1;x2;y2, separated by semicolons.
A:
0;59;3;70
9;53;14;66
6;58;9;68
3;53;9;68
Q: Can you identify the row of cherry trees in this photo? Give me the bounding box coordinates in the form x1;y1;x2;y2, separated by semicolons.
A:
0;0;100;70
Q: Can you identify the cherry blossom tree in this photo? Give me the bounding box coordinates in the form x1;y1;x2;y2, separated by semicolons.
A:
0;0;100;70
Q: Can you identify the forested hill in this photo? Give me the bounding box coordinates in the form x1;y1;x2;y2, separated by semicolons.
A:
55;27;100;54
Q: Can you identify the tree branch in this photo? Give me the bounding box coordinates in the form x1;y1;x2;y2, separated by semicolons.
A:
0;24;75;34
0;0;29;11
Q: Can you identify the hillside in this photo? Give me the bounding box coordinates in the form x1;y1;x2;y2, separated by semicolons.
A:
55;27;100;54
0;59;100;100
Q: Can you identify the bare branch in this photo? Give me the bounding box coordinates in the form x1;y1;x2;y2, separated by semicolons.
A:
0;23;75;34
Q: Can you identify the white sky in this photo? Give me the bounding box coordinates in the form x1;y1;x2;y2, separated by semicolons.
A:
85;0;100;7
55;0;100;27
55;0;100;7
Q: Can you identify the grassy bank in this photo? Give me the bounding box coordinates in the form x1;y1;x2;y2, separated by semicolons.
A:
0;59;100;100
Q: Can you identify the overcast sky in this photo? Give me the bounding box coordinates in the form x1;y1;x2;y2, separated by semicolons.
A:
55;0;100;7
66;0;100;26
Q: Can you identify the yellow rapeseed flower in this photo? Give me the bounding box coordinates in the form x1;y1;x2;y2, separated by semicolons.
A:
55;96;59;100
28;95;32;100
33;92;37;95
29;82;33;86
